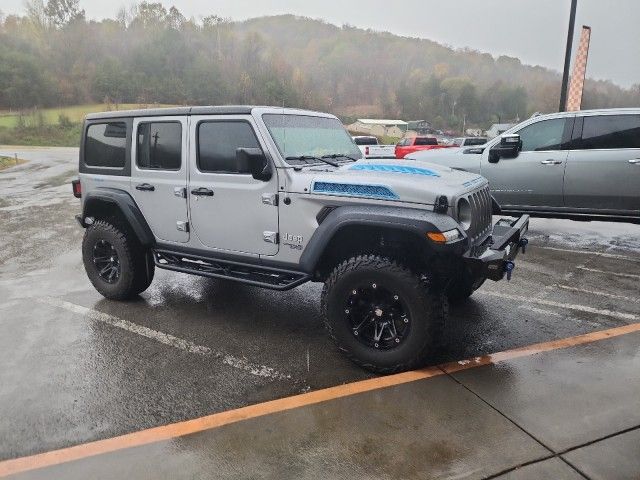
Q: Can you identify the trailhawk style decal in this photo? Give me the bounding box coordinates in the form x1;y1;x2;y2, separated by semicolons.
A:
311;181;399;200
349;164;441;177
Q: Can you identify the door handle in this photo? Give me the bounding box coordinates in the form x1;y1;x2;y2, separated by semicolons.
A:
191;187;214;197
540;159;563;165
135;183;155;191
629;159;640;164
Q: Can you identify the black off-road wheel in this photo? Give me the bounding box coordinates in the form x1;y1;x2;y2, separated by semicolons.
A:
82;220;154;300
447;273;486;304
321;255;447;374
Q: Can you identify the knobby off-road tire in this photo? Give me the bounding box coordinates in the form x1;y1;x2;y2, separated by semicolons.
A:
446;274;486;304
321;255;448;374
82;220;154;300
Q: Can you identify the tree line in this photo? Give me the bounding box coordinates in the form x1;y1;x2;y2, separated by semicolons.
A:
1;1;640;130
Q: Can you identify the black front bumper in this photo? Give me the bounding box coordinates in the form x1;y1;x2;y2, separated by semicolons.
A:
464;215;530;281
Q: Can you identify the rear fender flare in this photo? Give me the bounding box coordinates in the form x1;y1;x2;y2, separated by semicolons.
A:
82;188;154;246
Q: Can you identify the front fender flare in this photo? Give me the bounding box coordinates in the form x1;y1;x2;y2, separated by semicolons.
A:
298;205;463;273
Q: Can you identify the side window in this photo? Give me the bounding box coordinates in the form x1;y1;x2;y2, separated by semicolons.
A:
85;122;127;168
198;121;260;173
578;115;640;149
137;122;182;170
517;118;567;152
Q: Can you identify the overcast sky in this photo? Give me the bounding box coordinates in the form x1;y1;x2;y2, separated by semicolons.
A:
2;0;638;88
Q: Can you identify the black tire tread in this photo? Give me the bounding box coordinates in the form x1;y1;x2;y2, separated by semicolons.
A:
321;254;447;374
82;220;153;300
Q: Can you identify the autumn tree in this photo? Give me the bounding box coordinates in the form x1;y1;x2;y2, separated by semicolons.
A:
44;0;84;28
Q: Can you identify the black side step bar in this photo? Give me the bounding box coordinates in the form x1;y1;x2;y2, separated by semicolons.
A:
153;249;310;291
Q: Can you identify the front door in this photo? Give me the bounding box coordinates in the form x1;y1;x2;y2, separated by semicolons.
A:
130;116;189;243
480;116;572;209
188;116;279;256
564;113;640;214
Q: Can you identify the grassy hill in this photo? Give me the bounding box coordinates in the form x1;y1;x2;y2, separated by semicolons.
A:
1;11;639;146
0;103;175;128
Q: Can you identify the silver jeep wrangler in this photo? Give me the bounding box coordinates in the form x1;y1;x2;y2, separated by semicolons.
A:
72;106;529;373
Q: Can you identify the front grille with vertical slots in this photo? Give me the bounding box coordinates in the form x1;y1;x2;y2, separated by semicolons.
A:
462;186;492;245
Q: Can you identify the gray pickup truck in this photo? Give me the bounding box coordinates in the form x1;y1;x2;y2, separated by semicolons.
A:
409;109;640;223
72;106;529;373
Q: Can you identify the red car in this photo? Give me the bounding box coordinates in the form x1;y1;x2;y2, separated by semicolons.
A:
395;136;450;159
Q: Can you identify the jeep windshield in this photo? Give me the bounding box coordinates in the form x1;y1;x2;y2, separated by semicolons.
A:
263;114;362;166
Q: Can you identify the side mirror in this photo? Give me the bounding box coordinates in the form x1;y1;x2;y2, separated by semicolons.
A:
236;148;272;181
489;134;521;163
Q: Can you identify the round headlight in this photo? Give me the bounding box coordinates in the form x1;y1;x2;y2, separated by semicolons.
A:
457;198;472;230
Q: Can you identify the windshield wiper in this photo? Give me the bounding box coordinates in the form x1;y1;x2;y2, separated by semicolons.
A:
322;154;358;162
285;155;339;167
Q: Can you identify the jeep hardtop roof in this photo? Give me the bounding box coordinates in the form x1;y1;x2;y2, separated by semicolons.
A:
85;105;330;120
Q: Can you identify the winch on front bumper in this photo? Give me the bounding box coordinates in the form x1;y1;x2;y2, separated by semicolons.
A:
464;215;530;281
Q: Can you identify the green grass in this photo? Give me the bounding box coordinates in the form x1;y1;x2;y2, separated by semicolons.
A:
0;155;27;170
0;103;176;128
381;135;401;145
0;103;178;147
0;124;82;147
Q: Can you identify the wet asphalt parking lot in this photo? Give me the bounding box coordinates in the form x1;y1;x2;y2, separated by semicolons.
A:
0;147;639;465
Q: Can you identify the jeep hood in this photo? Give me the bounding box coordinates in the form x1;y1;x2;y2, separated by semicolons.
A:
288;159;487;205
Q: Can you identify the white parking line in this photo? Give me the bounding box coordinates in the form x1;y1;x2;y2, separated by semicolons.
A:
40;297;291;381
536;246;640;262
556;285;640;303
518;305;562;317
479;291;639;322
575;266;640;279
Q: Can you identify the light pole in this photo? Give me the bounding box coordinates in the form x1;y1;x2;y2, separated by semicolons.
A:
559;0;578;112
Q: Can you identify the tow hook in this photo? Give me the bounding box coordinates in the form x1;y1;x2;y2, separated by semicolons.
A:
504;261;516;281
519;238;529;254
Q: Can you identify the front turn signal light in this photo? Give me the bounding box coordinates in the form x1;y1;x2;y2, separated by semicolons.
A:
427;229;461;244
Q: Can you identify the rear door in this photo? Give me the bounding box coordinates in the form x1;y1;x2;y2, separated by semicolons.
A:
480;116;573;209
130;116;189;243
188;116;279;256
564;113;640;214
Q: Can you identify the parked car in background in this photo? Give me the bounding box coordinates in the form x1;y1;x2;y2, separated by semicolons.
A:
352;136;395;159
407;108;640;223
451;137;488;147
395;136;450;158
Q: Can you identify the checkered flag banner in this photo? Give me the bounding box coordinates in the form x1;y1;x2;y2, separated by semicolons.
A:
566;26;591;112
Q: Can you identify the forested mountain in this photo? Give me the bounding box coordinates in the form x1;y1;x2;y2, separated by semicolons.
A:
1;1;639;129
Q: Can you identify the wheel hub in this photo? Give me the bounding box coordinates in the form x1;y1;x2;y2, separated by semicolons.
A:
344;284;410;350
93;240;121;284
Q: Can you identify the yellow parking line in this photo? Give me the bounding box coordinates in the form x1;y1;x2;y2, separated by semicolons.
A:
2;322;640;478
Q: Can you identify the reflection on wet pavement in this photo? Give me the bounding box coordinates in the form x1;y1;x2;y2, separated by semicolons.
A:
1;147;639;479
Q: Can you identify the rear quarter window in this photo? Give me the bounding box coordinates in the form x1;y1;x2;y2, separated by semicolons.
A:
84;122;127;168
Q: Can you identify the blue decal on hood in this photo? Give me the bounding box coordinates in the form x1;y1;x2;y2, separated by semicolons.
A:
462;176;485;188
312;181;399;200
349;164;440;177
